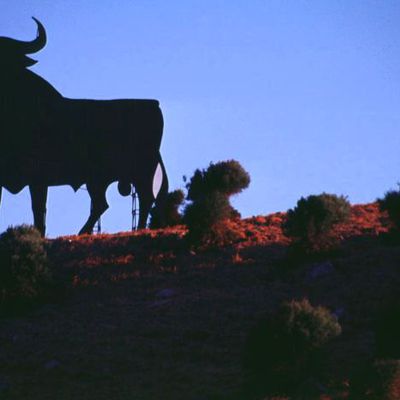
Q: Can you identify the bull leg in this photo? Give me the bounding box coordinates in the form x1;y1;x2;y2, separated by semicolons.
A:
135;177;156;229
29;185;48;237
137;190;153;229
79;182;109;235
136;156;169;229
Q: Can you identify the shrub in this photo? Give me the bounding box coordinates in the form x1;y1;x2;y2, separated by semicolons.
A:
0;225;51;306
243;299;341;396
277;299;342;350
283;193;351;252
378;188;400;231
150;189;185;228
186;160;250;201
184;160;250;245
184;192;238;244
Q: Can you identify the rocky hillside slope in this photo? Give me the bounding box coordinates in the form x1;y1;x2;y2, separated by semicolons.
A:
0;203;398;399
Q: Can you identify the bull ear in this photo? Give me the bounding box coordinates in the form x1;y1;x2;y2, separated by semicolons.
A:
4;54;38;68
23;55;38;66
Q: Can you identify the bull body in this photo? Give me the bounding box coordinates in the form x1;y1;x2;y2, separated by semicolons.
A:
0;18;168;235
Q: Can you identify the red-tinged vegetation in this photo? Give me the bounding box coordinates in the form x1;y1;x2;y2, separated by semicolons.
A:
334;203;388;237
0;202;397;400
50;203;386;276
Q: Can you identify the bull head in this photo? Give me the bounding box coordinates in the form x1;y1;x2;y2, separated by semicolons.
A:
0;17;46;68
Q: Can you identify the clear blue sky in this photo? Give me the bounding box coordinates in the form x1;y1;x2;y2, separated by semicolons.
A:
1;1;400;237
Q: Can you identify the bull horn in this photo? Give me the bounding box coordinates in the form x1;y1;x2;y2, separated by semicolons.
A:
24;17;47;54
3;17;47;54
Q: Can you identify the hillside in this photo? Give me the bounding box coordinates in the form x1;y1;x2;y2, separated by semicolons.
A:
1;202;399;399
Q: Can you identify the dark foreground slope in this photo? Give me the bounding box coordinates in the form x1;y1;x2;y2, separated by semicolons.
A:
0;203;398;399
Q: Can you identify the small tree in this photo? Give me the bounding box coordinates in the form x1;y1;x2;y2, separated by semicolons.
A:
150;189;185;228
184;160;250;245
283;193;351;253
0;225;51;306
378;188;400;232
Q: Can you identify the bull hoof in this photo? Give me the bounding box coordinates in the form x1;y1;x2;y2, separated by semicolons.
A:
78;227;93;235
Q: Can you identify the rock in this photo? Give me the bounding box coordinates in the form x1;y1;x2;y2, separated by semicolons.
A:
44;359;61;369
308;261;335;280
156;288;175;299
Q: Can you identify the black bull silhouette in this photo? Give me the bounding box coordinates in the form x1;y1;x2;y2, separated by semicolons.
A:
0;18;168;235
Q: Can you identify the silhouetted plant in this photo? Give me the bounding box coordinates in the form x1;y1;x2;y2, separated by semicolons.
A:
184;192;238;244
186;160;250;201
150;189;185;228
378;188;400;232
283;193;351;253
0;225;51;306
184;160;250;245
243;299;341;397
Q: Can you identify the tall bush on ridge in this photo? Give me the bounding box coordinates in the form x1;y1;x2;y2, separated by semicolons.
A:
243;299;341;397
150;189;185;228
0;225;51;306
184;160;250;244
378;188;400;232
283;193;351;253
184;192;237;244
187;160;250;201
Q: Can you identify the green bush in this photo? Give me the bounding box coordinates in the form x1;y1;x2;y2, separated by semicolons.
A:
243;299;341;396
378;188;400;231
184;160;250;245
0;225;51;305
150;189;185;228
283;193;351;252
184;192;238;244
277;299;342;350
186;160;250;201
